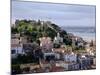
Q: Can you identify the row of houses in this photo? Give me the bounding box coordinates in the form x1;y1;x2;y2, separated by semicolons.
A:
11;33;95;69
11;31;84;53
19;55;95;73
11;31;63;56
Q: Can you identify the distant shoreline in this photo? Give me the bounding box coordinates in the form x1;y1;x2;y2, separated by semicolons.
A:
61;26;96;42
69;32;95;43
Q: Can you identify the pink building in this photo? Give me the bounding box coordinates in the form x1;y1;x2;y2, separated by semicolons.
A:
39;37;53;52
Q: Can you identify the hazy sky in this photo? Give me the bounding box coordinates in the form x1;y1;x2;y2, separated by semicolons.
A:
12;0;96;27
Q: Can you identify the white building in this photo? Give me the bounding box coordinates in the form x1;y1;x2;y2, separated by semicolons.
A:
11;44;23;53
64;52;77;63
77;42;84;47
55;61;79;70
55;53;60;59
56;62;69;70
11;44;24;58
54;33;63;44
11;34;25;58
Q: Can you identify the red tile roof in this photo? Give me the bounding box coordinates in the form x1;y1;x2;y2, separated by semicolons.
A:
50;66;64;72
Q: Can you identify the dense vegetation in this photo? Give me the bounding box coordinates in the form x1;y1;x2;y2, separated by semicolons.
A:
11;19;72;45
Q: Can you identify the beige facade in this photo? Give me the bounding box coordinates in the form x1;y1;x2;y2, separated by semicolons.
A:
39;37;53;51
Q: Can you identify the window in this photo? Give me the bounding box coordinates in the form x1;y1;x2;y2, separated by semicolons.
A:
11;50;16;54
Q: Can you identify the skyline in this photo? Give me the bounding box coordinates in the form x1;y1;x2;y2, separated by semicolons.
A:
12;0;96;27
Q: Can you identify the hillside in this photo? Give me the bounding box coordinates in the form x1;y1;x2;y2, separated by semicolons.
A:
11;19;72;45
